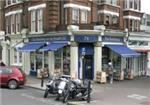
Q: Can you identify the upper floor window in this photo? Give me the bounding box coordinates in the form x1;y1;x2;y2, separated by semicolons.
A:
125;0;140;10
31;10;36;32
72;9;79;24
6;17;10;34
129;0;133;9
37;9;43;32
81;10;88;23
15;13;21;33
11;15;15;34
98;0;117;5
5;0;21;6
31;9;43;33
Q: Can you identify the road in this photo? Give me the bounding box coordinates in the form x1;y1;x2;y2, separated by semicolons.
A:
0;87;65;105
0;77;150;105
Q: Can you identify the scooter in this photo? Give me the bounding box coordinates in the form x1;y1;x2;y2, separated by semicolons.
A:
44;76;60;98
62;79;92;103
44;75;71;98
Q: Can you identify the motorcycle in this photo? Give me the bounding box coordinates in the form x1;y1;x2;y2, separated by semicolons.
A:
55;77;69;101
44;76;60;98
44;75;71;98
62;79;92;103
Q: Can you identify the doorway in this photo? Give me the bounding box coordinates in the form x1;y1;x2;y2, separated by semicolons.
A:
78;44;94;80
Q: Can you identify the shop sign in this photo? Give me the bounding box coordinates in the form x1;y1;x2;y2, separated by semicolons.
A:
74;35;98;42
29;36;70;42
102;36;123;42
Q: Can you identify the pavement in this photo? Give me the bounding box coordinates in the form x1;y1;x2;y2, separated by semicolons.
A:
25;76;150;105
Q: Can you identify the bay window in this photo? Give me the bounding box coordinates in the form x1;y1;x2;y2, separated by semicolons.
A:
15;13;20;33
37;9;43;32
72;9;79;24
31;10;36;32
81;10;88;23
11;15;15;34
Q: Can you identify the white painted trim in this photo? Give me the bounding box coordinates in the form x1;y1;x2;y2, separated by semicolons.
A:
123;16;141;20
64;3;91;11
28;3;46;11
98;10;119;17
5;10;22;16
123;9;141;13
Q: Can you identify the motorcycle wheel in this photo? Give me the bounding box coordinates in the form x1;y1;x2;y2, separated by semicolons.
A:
44;89;49;98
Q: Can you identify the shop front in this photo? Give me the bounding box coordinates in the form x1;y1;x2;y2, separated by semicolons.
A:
102;36;140;80
128;35;150;76
18;35;70;77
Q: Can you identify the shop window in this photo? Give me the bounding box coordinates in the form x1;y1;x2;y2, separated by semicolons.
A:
63;47;70;75
54;50;62;74
54;46;70;75
30;52;35;71
36;52;43;70
44;52;48;69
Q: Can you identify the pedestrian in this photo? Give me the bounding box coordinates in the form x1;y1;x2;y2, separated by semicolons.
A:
108;60;113;84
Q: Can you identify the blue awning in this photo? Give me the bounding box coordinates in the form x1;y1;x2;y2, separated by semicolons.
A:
18;42;46;52
106;45;140;57
40;41;68;51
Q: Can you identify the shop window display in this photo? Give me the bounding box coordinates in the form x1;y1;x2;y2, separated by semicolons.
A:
54;46;70;75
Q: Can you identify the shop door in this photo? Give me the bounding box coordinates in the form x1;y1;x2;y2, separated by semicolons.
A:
82;55;93;80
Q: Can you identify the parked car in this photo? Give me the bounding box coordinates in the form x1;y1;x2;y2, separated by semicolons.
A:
0;66;26;89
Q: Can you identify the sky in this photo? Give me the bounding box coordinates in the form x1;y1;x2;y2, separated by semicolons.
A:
141;0;150;14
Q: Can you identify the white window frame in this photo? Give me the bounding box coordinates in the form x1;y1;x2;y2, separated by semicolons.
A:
31;10;36;33
11;15;15;34
81;10;88;23
15;13;20;33
65;8;68;24
72;9;79;24
14;49;22;65
6;17;9;34
37;9;43;32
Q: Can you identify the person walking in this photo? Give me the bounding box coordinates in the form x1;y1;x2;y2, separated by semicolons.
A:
108;60;113;84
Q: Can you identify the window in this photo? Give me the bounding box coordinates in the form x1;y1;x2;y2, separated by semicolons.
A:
65;9;68;24
37;9;43;32
106;15;109;25
16;13;20;33
6;17;10;34
72;9;79;24
31;10;36;32
54;47;70;75
14;49;22;64
11;15;15;34
134;0;137;10
31;9;43;33
0;68;12;74
129;0;133;9
81;10;88;23
112;16;118;24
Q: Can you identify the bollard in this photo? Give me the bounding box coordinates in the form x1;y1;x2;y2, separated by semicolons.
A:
41;72;44;87
87;80;91;103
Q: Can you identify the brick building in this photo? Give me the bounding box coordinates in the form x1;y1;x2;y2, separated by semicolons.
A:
2;0;149;80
